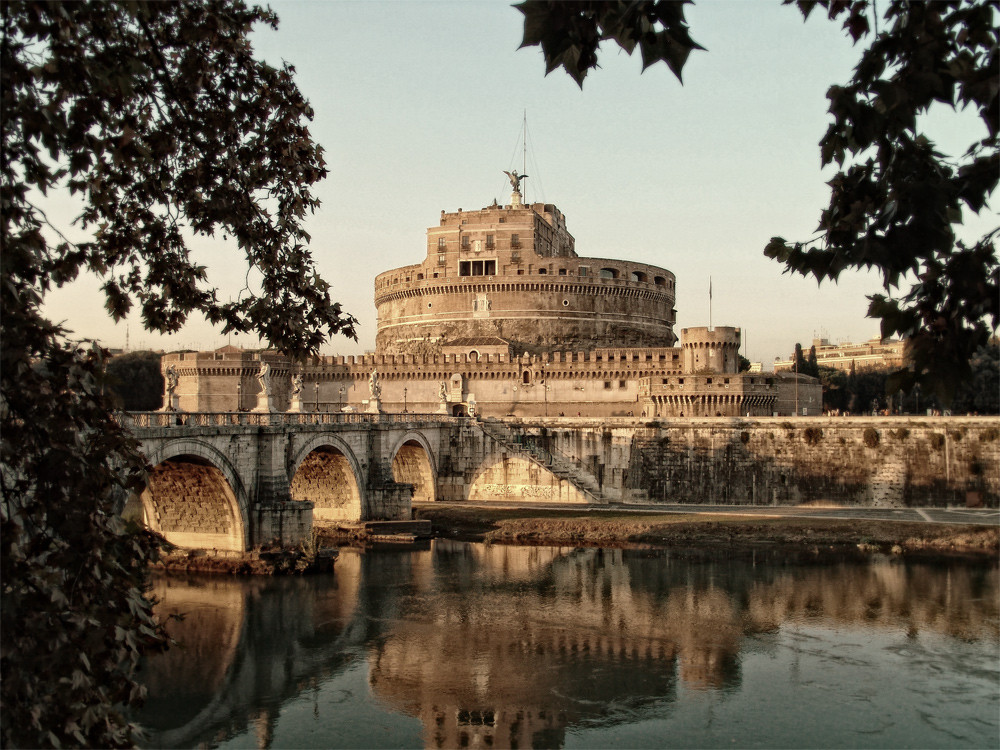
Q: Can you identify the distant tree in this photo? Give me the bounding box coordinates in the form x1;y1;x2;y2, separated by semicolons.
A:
793;343;820;378
516;0;998;405
848;369;890;414
1;2;356;747
738;355;752;372
951;343;1000;414
105;352;165;411
817;365;849;412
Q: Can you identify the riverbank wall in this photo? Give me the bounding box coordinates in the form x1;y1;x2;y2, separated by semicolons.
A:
490;417;999;508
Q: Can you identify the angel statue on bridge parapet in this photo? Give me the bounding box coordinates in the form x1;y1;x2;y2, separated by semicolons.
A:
257;361;272;396
291;372;303;395
162;365;179;411
369;369;382;401
165;365;178;396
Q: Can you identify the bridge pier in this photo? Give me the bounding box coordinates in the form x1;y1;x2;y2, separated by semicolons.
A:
253;500;314;548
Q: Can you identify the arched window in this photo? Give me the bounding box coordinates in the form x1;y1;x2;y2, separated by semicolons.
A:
599;268;618;279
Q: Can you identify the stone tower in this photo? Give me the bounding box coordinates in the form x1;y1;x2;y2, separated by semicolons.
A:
681;327;741;374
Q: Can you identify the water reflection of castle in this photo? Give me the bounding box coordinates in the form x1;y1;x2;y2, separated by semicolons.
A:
136;546;999;748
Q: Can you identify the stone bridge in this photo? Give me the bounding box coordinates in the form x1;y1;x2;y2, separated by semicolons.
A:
121;411;476;552
120;412;1000;553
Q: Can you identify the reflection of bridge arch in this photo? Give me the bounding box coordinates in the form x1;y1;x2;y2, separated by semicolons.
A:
137;554;370;748
389;431;437;503
290;434;365;522
140;439;250;552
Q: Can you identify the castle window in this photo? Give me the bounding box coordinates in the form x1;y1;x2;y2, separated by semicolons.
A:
486;235;494;249
631;271;647;283
603;380;612;390
599;268;618;279
438;253;446;265
654;276;666;286
558;268;567;275
538;267;547;275
458;259;497;277
562;299;569;307
437;237;446;249
416;273;423;280
523;371;531;384
510;234;520;249
461;235;469;249
578;266;589;277
619;380;626;388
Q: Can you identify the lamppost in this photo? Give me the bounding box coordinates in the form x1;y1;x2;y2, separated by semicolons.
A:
314;381;319;412
403;387;408;413
339;386;345;411
236;381;242;412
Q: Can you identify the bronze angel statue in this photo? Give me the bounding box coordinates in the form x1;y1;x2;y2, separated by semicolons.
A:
503;170;527;193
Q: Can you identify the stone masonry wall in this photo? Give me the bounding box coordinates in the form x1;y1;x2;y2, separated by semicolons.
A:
144;460;241;550
499;417;1000;507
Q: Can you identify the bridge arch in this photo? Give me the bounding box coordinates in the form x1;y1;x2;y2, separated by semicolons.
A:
389;431;438;503
138;439;250;552
290;434;365;523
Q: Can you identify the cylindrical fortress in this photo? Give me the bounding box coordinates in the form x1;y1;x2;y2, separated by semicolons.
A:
375;198;677;355
681;326;742;374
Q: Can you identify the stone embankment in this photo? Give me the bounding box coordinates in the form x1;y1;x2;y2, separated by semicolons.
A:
477;416;999;508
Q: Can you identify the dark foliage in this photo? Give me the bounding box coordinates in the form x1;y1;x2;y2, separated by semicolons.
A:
106;351;165;411
2;1;355;746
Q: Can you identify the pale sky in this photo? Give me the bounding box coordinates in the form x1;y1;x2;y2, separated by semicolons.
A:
41;0;995;367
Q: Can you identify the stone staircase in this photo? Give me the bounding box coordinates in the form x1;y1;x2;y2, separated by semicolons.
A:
477;421;607;504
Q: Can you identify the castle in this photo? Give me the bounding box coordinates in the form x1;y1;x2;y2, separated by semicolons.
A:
162;177;820;417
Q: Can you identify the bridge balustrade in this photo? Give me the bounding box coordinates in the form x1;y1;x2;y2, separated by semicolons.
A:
116;411;469;430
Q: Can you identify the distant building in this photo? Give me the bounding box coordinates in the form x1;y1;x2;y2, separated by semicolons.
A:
774;337;906;373
162;178;821;417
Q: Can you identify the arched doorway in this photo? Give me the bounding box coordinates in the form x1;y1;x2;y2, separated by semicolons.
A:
452;404;467;417
290;444;363;522
391;439;436;502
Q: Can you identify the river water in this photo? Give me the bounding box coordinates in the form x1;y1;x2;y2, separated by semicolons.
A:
134;542;999;749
